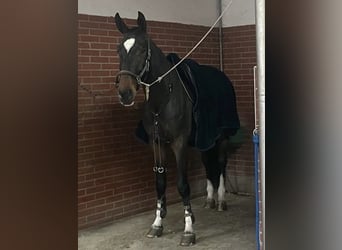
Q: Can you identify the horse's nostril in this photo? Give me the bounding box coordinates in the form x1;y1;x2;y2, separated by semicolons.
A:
119;89;133;100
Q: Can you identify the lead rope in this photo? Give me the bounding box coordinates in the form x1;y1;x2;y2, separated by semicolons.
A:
139;0;233;88
78;83;115;99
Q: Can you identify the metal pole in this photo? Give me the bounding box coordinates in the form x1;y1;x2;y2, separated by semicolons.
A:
253;131;260;250
217;0;223;71
255;0;265;249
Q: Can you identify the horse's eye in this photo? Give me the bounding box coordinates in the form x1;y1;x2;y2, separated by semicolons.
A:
115;75;121;86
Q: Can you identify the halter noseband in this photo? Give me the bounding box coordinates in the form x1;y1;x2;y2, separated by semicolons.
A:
115;38;151;88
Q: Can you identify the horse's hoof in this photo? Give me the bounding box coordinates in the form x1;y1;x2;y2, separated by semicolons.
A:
146;225;163;238
217;201;227;211
204;198;216;209
180;232;196;246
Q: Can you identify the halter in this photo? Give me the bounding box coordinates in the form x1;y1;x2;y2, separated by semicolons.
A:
115;38;152;88
114;0;233;93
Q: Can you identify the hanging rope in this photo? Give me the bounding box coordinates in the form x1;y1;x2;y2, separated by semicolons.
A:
139;0;234;88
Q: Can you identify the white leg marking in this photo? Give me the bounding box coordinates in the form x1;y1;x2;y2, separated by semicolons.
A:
184;210;193;233
218;174;226;202
123;38;135;53
152;202;162;227
206;179;214;200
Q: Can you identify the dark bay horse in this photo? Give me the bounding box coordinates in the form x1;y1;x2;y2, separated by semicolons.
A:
114;12;240;246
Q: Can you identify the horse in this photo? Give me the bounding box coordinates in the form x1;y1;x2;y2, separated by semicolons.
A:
113;11;241;246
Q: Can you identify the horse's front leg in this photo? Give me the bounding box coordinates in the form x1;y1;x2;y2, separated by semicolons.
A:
146;143;167;238
171;136;196;246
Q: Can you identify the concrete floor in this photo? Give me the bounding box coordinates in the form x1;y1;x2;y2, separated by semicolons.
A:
78;195;255;250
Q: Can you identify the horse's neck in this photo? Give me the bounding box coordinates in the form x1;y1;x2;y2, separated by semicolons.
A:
143;41;191;135
144;43;174;113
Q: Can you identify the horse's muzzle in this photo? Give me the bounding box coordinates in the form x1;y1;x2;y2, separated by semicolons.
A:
119;89;135;106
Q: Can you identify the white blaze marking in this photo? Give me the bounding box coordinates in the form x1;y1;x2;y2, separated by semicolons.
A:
123;38;135;53
218;174;226;202
206;179;214;200
152;202;162;227
184;210;194;233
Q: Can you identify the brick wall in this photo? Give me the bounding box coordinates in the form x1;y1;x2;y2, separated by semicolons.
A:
78;14;220;229
223;25;257;191
78;14;256;229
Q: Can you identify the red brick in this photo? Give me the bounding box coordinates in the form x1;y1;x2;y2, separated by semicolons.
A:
90;70;109;77
79;22;99;29
79;35;99;42
101;63;117;70
105;207;123;218
95;204;114;213
82;64;101;70
91;43;109;49
99;37;116;43
105;194;123;203
79;42;90;49
89;15;108;22
100;51;116;57
81;50;99;56
90;29;108;36
78;194;96;204
95;176;114;185
78;71;91;77
87;212;106;221
78;28;89;35
78;14;89;21
91;57;109;63
98;23;115;30
78;56;90;63
86;199;105;208
95;190;114;199
78;208;96;218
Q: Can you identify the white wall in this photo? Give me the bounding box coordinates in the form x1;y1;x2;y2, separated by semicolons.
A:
78;0;255;27
222;0;255;27
78;0;217;27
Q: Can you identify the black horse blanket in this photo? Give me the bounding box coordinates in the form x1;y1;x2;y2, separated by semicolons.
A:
135;53;240;151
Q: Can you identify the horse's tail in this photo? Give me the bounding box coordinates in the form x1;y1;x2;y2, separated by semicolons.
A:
227;126;249;154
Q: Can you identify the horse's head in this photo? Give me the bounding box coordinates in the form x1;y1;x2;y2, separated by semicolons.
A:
114;11;150;106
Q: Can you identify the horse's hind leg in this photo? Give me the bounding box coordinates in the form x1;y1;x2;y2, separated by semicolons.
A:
201;147;219;209
171;136;196;246
217;139;229;211
146;144;167;238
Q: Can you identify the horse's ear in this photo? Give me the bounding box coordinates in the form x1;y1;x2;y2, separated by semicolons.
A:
137;11;146;33
115;12;129;34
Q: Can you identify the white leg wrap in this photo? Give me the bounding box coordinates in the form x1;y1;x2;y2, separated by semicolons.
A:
206;179;214;200
184;210;194;233
152;202;162;227
218;174;226;202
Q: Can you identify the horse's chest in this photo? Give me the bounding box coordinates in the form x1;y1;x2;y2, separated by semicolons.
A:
148;119;173;141
143;100;191;143
143;118;173;143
